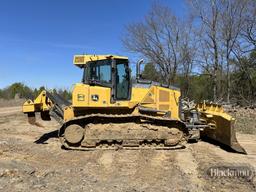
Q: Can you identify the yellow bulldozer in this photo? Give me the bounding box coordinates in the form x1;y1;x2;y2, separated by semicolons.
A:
22;54;246;153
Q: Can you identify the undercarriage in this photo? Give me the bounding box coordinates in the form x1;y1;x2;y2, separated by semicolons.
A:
58;114;189;150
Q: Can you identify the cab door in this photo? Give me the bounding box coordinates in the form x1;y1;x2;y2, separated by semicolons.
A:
114;60;131;101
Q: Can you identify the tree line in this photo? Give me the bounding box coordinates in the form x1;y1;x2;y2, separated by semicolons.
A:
123;0;256;105
0;82;72;101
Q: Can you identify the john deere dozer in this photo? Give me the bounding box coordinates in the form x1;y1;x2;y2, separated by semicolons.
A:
22;55;246;153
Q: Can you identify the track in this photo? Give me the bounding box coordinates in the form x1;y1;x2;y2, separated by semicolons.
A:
58;114;188;150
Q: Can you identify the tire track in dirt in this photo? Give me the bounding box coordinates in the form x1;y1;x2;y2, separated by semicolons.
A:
175;148;204;191
0;107;21;116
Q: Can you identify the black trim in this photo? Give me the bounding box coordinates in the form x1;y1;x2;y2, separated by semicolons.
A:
110;59;116;103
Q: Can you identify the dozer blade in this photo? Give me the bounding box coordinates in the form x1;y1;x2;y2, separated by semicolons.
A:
229;121;247;154
204;116;246;154
198;103;246;154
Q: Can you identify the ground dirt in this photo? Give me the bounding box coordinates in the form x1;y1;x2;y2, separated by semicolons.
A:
0;98;25;108
0;106;255;192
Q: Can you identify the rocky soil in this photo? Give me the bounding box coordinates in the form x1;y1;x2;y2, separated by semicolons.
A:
229;107;256;134
0;106;255;192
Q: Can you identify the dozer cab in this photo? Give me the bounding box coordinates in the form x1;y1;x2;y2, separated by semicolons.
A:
22;54;246;153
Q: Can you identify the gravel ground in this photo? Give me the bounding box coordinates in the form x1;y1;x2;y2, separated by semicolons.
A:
0;106;255;192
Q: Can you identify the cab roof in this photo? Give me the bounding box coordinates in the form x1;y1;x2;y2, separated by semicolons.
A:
73;54;128;68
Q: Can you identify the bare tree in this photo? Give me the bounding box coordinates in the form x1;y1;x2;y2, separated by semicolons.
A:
242;0;256;48
220;0;247;102
122;3;192;86
123;0;255;103
230;0;256;103
189;0;222;101
179;19;198;97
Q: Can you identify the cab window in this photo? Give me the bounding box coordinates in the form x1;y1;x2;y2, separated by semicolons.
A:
116;61;130;99
89;60;111;85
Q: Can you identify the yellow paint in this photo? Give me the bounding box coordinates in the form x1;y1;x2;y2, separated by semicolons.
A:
22;91;52;113
74;54;128;68
22;54;181;121
21;54;242;152
63;106;75;122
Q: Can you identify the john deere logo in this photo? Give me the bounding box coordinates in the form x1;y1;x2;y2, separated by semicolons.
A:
91;94;99;101
77;94;85;101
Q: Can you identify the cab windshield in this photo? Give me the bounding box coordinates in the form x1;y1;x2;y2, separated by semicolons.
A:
83;60;112;86
89;60;111;85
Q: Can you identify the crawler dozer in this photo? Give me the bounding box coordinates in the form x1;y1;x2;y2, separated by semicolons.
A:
22;55;246;153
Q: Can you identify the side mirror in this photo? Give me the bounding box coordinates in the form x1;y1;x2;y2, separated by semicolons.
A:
136;59;144;80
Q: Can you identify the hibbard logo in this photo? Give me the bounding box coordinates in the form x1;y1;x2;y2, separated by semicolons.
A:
206;165;255;181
